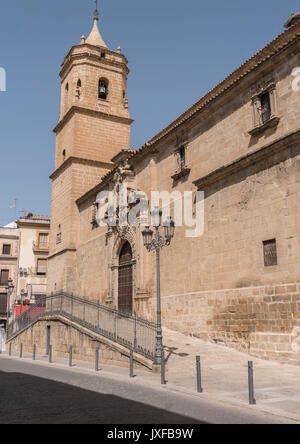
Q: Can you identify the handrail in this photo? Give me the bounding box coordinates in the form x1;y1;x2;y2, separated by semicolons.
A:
8;292;157;361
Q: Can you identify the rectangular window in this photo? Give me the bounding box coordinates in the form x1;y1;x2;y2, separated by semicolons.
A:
37;259;47;276
38;233;48;249
0;294;7;314
260;92;271;124
263;239;277;267
179;147;185;171
0;270;9;285
2;244;11;255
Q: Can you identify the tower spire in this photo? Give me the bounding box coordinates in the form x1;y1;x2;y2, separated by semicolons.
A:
86;0;108;48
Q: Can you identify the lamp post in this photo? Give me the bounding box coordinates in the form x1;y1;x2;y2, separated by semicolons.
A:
142;207;175;365
5;278;14;335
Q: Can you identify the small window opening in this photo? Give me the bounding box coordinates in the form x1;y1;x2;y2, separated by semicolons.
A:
263;239;277;267
260;92;271;124
179;147;186;171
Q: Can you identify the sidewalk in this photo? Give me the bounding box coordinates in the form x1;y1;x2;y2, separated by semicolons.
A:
3;328;300;423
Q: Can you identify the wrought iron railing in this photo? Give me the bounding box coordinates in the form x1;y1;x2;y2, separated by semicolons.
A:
7;292;157;361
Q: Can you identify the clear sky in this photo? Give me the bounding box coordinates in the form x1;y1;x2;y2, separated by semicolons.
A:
0;0;298;225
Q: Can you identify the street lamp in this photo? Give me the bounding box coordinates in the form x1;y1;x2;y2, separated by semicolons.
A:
5;278;14;335
142;207;175;365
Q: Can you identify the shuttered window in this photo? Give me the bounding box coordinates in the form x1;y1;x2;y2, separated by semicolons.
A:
0;270;9;285
38;233;48;249
37;259;47;275
0;294;7;314
2;244;11;255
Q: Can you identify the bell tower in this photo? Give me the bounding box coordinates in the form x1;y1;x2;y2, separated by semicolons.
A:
48;7;133;292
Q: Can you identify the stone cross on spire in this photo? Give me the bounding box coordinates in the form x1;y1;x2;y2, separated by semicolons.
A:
94;0;99;18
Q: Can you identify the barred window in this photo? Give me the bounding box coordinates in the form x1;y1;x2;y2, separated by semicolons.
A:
263;239;277;267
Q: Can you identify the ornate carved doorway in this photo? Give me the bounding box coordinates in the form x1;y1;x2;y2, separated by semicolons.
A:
118;242;133;314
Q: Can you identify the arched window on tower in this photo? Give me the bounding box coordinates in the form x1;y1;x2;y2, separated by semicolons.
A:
77;79;81;88
98;79;108;100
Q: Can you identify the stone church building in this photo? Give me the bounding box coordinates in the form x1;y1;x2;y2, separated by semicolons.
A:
48;10;300;363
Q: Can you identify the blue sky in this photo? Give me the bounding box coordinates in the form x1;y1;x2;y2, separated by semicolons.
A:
0;0;298;225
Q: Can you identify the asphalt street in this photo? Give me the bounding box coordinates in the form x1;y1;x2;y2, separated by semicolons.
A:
0;355;294;424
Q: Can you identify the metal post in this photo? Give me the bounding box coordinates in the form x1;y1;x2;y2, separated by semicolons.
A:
20;343;23;359
49;345;52;364
133;311;137;351
95;347;99;372
9;343;12;356
161;349;166;385
33;344;36;361
130;349;134;378
114;306;118;341
248;361;256;405
154;229;163;365
196;356;203;393
69;346;73;367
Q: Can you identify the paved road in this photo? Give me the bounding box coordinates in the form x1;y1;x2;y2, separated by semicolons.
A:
0;355;293;424
0;358;202;425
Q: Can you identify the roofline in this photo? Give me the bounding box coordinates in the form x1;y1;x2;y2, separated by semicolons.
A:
76;19;300;206
131;20;300;160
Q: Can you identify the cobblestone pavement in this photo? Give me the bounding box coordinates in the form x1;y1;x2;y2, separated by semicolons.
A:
2;328;300;424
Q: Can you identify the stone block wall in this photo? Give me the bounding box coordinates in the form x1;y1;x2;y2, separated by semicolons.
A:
7;317;152;371
145;283;300;365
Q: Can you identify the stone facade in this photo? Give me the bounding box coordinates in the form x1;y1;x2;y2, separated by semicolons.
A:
0;225;19;328
48;12;300;364
7;316;152;371
16;213;51;304
48;12;132;293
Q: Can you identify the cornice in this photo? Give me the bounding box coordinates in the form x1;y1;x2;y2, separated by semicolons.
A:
0;235;19;240
53;105;134;134
47;248;77;261
60;44;129;79
193;127;300;189
49;156;114;180
17;222;50;228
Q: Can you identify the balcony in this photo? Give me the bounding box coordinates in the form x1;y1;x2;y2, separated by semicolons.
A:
32;241;49;253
